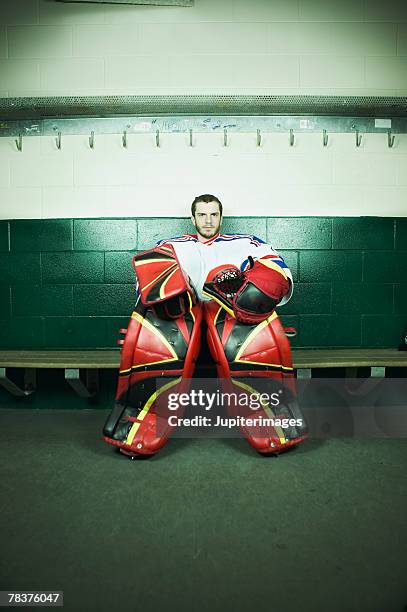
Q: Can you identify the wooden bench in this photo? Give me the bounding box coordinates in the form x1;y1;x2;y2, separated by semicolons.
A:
0;351;119;398
0;349;406;398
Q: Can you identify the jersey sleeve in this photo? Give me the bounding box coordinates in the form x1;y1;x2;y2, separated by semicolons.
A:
240;236;293;306
156;237;171;247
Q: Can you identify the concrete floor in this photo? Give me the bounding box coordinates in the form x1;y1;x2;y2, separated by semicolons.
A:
0;408;406;612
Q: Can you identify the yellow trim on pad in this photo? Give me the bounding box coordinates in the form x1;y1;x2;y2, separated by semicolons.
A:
159;267;178;299
131;311;177;359
231;377;286;443
234;311;277;362
258;258;288;280
202;290;235;318
125;376;182;445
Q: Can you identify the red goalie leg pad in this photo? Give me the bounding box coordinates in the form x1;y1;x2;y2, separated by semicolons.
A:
204;301;308;455
103;302;202;456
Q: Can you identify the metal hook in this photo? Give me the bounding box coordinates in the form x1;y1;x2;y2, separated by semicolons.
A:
257;129;261;147
224;128;228;147
56;131;62;150
122;130;127;148
289;129;295;147
89;131;94;149
388;130;395;148
355;130;362;147
156;129;160;148
323;129;328;147
15;134;22;152
189;128;193;147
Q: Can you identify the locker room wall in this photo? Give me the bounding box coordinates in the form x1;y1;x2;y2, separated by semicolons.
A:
0;216;406;349
0;0;406;349
1;133;407;218
1;0;407;99
1;0;407;218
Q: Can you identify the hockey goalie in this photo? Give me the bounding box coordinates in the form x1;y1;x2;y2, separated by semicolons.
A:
102;194;308;458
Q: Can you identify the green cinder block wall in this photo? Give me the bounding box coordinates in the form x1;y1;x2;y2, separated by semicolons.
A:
0;217;406;350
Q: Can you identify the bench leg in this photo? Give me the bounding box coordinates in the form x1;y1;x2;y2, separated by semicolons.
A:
296;368;312;379
0;368;36;397
346;366;386;379
371;366;386;378
65;368;99;398
345;365;386;395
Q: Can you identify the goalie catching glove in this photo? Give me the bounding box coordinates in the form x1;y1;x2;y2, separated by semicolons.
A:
203;256;290;324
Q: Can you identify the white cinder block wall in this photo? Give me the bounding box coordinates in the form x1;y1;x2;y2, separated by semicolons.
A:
0;0;407;218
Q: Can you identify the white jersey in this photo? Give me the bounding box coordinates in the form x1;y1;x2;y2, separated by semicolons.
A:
157;233;293;306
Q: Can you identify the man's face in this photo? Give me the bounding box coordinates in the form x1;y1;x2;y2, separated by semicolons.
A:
192;201;222;241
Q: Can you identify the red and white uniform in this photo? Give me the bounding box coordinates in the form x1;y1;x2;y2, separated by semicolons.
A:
157;232;293;305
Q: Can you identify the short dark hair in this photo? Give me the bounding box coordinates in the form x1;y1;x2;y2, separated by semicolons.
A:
191;194;223;217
